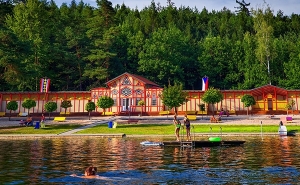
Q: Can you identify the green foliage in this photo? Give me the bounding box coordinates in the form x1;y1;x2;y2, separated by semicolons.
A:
138;100;145;116
202;87;223;105
61;100;72;113
6;100;18;121
241;94;256;107
85;101;96;120
44;102;58;112
198;103;205;111
285;100;295;110
138;100;145;106
44;101;58;120
21;99;36;114
6;101;18;112
97;96;114;115
85;101;96;112
138;25;197;88
1;1;300;91
159;83;187;114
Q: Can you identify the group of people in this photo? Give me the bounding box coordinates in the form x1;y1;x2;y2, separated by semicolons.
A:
20;114;45;127
219;108;229;117
173;114;191;141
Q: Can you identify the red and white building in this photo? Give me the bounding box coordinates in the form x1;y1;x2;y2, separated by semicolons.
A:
0;72;299;115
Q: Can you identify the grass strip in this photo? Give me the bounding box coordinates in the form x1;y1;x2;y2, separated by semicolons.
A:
76;124;300;135
0;124;82;134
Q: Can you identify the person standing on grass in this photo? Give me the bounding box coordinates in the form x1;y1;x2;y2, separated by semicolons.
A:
41;113;45;122
184;115;191;141
173;115;181;141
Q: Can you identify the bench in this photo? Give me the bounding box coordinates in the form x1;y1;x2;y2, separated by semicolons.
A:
54;117;66;122
286;116;293;123
102;112;116;116
229;110;236;115
187;115;197;120
60;112;70;116
185;111;197;115
115;119;139;125
19;112;28;117
197;110;207;115
159;111;169;115
0;112;5;117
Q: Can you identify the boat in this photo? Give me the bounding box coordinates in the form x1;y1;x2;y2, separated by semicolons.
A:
140;141;164;146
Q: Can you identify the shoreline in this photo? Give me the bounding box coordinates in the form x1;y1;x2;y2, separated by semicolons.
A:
0;114;298;138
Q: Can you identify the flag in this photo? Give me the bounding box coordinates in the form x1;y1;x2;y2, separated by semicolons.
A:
40;78;50;93
202;76;208;91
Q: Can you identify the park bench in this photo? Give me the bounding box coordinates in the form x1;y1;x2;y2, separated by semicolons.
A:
60;112;70;116
229;110;236;115
0;112;5;117
54;117;66;122
185;111;197;115
102;112;116;116
197;110;207;115
113;120;139;128
187;115;197;120
159;111;169;115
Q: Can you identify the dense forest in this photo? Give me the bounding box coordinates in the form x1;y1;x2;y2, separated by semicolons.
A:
0;0;300;92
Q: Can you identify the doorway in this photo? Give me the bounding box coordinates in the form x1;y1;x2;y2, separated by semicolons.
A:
267;98;273;110
122;98;132;111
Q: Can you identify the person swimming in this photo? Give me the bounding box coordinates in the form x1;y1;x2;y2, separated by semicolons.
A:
84;166;97;177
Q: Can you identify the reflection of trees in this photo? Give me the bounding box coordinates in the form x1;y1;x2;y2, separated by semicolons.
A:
1;136;300;184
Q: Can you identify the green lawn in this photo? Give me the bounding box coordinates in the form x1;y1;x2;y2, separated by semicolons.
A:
0;124;82;134
75;124;300;135
0;124;298;135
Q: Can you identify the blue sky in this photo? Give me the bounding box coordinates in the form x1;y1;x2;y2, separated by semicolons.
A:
56;0;300;16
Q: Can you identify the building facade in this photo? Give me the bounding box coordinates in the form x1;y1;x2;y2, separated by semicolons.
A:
0;72;299;115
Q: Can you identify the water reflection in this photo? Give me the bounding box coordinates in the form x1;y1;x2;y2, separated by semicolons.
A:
0;136;299;184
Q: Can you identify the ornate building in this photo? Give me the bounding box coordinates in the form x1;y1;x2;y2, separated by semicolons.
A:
0;72;299;115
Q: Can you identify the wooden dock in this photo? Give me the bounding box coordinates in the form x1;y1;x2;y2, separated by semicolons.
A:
163;140;245;147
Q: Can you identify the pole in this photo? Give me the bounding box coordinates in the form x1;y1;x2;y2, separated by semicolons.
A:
260;121;263;140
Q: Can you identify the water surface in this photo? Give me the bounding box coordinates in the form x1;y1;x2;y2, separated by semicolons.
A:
0;136;299;184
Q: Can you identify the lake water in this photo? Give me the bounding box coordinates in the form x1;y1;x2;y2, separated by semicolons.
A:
0;136;299;184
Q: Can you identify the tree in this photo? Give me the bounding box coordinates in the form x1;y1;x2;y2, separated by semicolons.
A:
138;100;145;116
21;99;36;115
252;2;274;85
197;103;206;120
85;101;96;120
138;25;197;88
285;99;295;116
159;83;187;115
201;87;223;116
97;96;114;115
235;0;251;16
44;102;57;120
6;100;18;121
241;94;256;116
61;100;72;114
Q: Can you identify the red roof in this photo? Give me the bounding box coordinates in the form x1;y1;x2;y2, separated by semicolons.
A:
106;72;160;88
250;84;287;96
